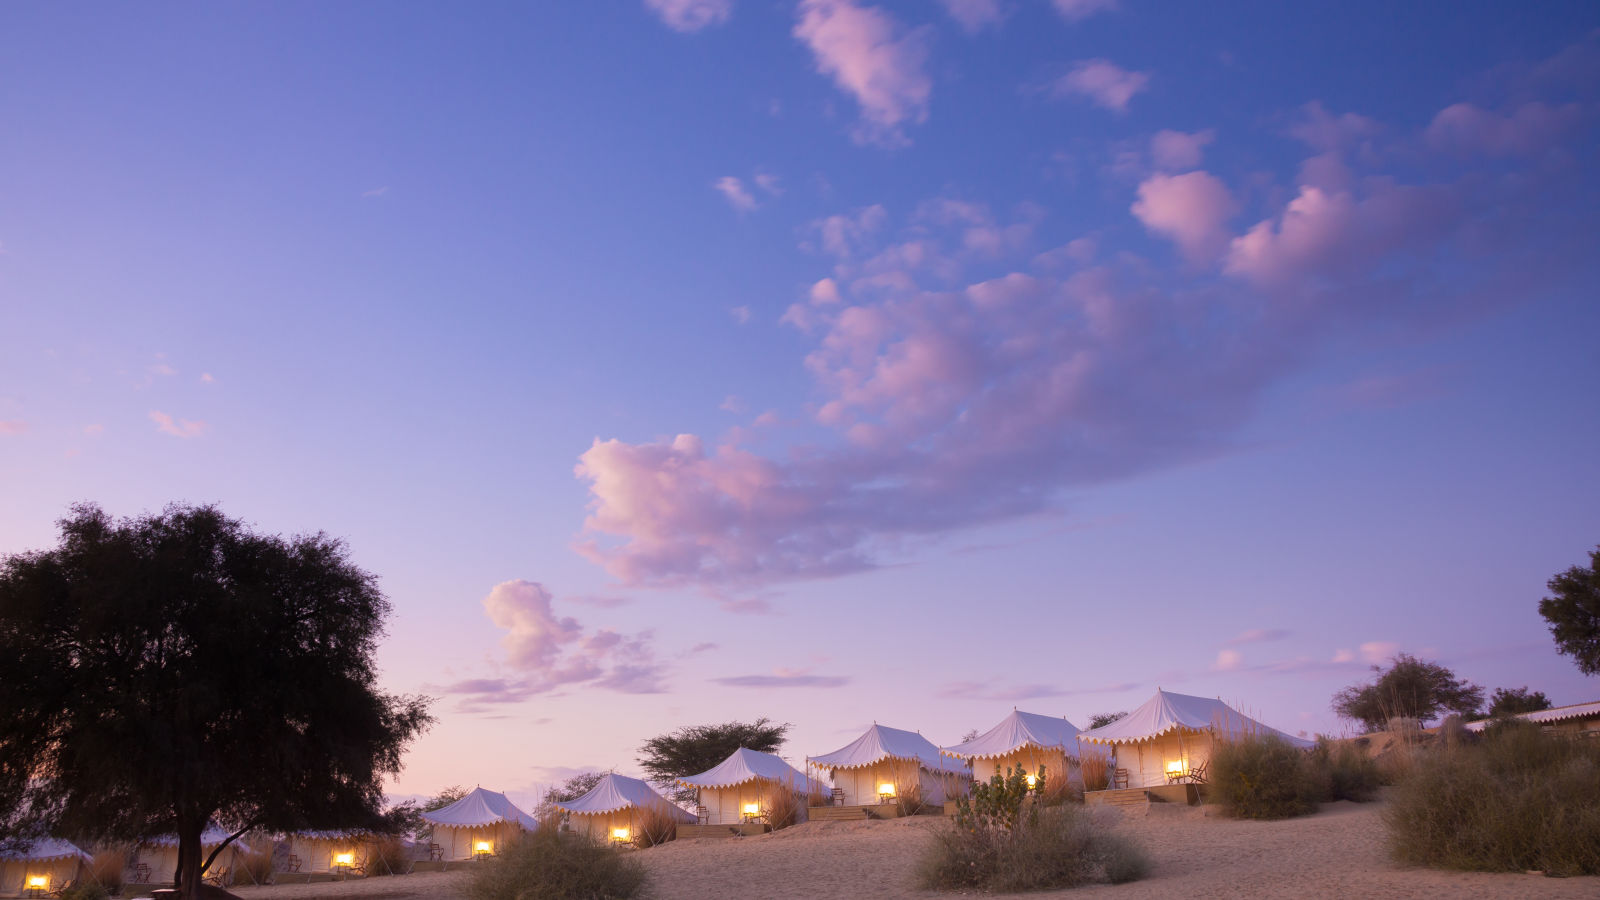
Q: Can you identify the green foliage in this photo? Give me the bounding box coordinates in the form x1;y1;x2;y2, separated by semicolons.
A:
0;503;434;899
1538;545;1600;676
1384;721;1600;876
1332;652;1485;732
467;829;647;900
1311;739;1380;802
636;719;789;804
922;801;1148;891
1486;686;1552;718
952;765;1040;834
1088;711;1128;729
1209;735;1324;819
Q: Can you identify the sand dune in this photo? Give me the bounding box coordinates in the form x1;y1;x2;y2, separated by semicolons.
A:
224;797;1597;899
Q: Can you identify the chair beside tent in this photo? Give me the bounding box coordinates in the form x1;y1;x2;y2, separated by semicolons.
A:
0;838;90;898
419;787;539;862
1077;689;1314;790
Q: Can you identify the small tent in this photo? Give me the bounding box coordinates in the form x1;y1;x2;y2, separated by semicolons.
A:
134;826;253;887
552;774;694;845
0;838;88;898
942;710;1085;787
1077;689;1314;788
676;748;829;826
279;830;386;875
809;724;968;807
419;787;538;860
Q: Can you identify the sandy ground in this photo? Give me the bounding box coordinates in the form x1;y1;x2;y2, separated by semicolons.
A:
220;797;1598;900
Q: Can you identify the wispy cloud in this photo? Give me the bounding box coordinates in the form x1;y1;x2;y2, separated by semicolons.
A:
1049;59;1149;112
937;680;1141;701
714;176;759;212
0;420;27;436
729;305;752;325
362;186;391;198
644;0;733;32
939;0;1004;33
794;0;932;147
713;668;850;688
1051;0;1117;22
148;410;208;439
1227;628;1290;646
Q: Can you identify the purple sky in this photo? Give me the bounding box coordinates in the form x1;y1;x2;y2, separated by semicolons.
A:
2;1;1598;809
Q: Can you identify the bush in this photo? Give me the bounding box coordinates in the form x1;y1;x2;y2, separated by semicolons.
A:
1079;752;1110;792
87;848;126;894
1209;735;1324;819
1039;764;1082;806
765;782;803;830
59;884;109;900
921;766;1148;891
632;804;679;848
467;829;647;900
232;848;275;885
893;782;926;817
365;836;414;876
1384;722;1600;876
1313;739;1381;802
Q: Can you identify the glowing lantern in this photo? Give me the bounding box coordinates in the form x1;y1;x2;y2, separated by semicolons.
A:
474;841;492;855
1025;773;1038;788
27;876;48;888
742;802;760;816
877;783;896;798
611;827;630;841
1166;761;1185;775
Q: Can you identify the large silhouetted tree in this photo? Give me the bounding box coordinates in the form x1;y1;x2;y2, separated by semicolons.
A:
1539;545;1600;676
638;719;789;804
1332;653;1484;731
0;503;432;899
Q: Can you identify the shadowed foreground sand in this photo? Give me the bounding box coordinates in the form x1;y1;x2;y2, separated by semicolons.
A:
226;797;1598;900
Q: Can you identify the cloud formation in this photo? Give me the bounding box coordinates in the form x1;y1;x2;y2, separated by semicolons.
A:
1149;129;1214;171
1051;0;1117;22
713;668;851;688
645;0;733;32
1131;171;1236;263
148;410;208;438
0;420;27;436
714;176;758;211
1050;59;1149;112
795;0;932;147
940;0;1004;33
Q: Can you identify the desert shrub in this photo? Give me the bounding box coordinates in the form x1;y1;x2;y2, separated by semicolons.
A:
765;782;803;830
365;836;413;876
632;804;679;848
467;829;646;900
59;884;109;900
87;848;126;893
234;849;275;885
1078;752;1110;792
1209;735;1323;819
922;771;1147;892
1384;721;1600;876
1039;764;1081;806
806;783;834;807
1313;739;1381;802
894;782;926;817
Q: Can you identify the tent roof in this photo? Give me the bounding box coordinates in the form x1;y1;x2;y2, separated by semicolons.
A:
552;774;695;822
142;825;255;852
1078;689;1314;748
809;724;951;771
420;786;539;830
942;710;1082;760
0;837;90;863
1463;699;1600;733
677;747;828;793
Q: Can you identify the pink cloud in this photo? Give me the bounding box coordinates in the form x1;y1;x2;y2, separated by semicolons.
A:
1214;649;1243;671
713;176;758;212
1131;171;1237;263
1149;128;1215;171
1051;0;1117;22
1051;59;1149;113
1360;641;1400;664
729;305;752;324
753;172;783;195
0;420;27;436
794;0;932;147
939;0;1005;33
644;0;733;32
713;669;851;688
148;410;208;439
1425;101;1582;158
1289;101;1381;153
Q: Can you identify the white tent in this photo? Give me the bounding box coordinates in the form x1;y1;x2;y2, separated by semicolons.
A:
676;748;829;826
0;838;88;898
942;710;1085;787
134;826;254;887
553;774;694;844
809;724;969;807
1078;689;1314;788
1463;699;1600;734
279;830;381;875
420;787;538;860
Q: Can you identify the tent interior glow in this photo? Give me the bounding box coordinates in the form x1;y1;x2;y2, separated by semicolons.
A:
474;841;491;854
611;828;629;840
334;852;353;866
742;802;759;815
27;876;47;888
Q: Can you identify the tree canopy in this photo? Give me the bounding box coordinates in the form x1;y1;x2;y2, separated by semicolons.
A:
0;503;432;899
637;719;789;804
534;771;610;820
1088;711;1129;729
1486;686;1552;719
1539;545;1600;676
1332;652;1484;731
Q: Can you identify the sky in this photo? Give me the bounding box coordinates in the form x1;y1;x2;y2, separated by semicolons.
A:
2;1;1598;811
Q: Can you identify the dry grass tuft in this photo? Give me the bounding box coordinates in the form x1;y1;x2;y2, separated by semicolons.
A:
765;781;804;830
1210;734;1325;819
1078;752;1110;792
87;848;127;893
922;802;1148;890
1039;766;1082;806
893;782;926;817
364;837;413;876
633;804;680;848
236;849;275;885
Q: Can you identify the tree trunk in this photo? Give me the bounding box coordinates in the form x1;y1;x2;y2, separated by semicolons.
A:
176;816;205;900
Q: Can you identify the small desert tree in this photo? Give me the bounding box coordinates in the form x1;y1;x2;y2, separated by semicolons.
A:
535;772;609;821
1333;653;1484;732
637;719;789;804
1088;711;1129;729
1486;686;1552;719
0;503;432;899
1539;546;1600;676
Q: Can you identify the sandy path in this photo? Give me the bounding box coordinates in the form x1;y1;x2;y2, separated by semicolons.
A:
223;798;1598;899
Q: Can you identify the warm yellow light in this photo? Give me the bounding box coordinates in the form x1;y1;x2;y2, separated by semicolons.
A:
612;827;630;840
742;802;760;815
27;876;47;888
877;783;896;797
474;841;492;854
1025;773;1038;787
1166;761;1185;774
334;852;354;866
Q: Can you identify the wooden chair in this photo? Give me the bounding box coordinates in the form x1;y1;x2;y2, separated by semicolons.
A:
132;863;152;884
1186;761;1209;785
830;787;845;806
1113;768;1130;789
427;842;444;861
695;805;709;825
286;854;301;873
202;868;230;888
